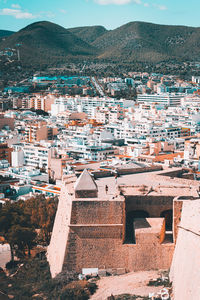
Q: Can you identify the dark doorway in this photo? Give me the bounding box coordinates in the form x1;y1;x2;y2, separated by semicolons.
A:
125;210;149;243
160;210;173;231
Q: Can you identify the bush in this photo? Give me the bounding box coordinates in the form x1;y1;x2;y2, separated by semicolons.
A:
6;260;19;270
86;281;98;295
0;267;6;278
60;280;97;300
0;257;98;299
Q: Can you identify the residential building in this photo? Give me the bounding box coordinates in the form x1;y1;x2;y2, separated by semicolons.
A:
137;93;184;107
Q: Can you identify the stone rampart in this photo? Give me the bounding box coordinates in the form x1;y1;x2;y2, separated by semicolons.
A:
47;171;178;278
117;165;162;176
170;199;200;300
62;227;174;273
47;181;73;278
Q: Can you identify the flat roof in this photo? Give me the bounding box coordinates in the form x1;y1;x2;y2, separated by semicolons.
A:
62;167;199;201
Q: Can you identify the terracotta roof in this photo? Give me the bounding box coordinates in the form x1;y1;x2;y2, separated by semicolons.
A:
153;152;184;162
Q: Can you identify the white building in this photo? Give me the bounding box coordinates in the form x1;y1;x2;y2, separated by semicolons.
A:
192;76;200;84
137;93;184;107
11;149;24;167
51;97;71;116
66;138;115;161
12;143;50;171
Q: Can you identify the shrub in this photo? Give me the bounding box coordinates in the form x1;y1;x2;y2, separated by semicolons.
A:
6;260;19;270
60;280;97;300
86;281;98;295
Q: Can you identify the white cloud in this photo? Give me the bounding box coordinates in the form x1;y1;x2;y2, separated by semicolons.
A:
38;10;55;18
157;5;167;10
44;11;55;18
153;4;167;10
59;9;67;14
95;0;144;4
11;4;20;9
95;0;132;5
95;0;167;10
0;8;35;19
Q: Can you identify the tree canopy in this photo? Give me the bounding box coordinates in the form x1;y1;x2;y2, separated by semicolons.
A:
0;195;58;261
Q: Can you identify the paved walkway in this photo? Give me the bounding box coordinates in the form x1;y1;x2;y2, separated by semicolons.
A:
90;270;165;300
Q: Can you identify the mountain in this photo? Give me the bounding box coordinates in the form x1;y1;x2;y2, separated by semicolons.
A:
0;30;15;38
91;21;200;62
1;20;200;66
0;21;97;65
68;25;108;44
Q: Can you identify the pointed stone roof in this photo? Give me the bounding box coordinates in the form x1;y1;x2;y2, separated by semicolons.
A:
74;169;98;191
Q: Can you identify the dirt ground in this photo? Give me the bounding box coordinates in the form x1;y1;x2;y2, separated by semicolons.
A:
90;270;165;300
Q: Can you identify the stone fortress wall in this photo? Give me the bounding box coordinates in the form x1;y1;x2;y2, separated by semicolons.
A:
170;199;200;300
47;177;74;277
47;168;200;282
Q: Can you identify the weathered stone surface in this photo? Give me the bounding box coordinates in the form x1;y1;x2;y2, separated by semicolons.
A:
48;169;200;278
74;169;98;198
47;175;75;277
134;218;165;244
170;199;200;300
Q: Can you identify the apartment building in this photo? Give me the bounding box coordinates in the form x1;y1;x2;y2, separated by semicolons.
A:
29;94;55;112
0;114;15;131
12;143;50;171
94;105;124;124
0;143;12;164
137;93;184;107
66;139;115;161
24;121;58;143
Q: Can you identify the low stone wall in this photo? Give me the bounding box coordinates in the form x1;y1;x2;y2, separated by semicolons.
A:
154;172;200;187
92;170;113;178
92;166;163;179
159;169;183;178
117;165;162;176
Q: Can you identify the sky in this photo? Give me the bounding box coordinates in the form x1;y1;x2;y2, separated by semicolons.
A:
0;0;199;32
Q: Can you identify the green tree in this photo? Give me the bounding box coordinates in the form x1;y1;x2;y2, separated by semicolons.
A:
22;195;58;245
6;225;36;258
0;201;36;261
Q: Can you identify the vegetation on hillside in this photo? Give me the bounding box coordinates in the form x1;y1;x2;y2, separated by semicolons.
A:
0;254;97;300
0;21;97;67
0;30;15;38
92;21;200;62
68;25;108;44
1;20;200;68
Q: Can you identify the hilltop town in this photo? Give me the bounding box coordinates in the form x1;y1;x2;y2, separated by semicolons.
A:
0;67;200;299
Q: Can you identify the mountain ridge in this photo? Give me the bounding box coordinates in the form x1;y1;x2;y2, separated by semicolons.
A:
68;25;108;44
1;20;200;66
91;21;200;62
0;30;15;39
0;21;97;65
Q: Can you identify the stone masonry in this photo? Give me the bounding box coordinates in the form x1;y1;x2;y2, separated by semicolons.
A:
47;168;199;278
